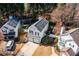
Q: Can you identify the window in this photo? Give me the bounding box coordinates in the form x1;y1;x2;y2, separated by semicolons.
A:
35;32;39;36
29;30;31;33
29;30;33;34
69;43;71;46
35;32;36;35
38;33;39;36
31;31;33;34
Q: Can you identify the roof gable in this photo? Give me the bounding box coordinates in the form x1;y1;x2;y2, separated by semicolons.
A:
70;29;79;46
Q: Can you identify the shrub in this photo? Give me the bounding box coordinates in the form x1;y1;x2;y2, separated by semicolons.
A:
41;35;51;45
54;44;60;55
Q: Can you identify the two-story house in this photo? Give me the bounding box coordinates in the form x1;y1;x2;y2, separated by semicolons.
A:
1;19;21;39
27;18;49;43
58;28;79;56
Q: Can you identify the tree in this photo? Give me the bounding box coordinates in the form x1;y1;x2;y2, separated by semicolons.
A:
0;3;24;15
41;35;51;45
28;3;57;17
0;29;4;41
60;4;77;30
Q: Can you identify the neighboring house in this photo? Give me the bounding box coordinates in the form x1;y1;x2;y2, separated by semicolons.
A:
1;19;21;39
58;28;79;56
27;19;49;43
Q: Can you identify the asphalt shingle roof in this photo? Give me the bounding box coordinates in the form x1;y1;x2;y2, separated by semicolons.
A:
67;48;75;56
70;29;79;46
35;19;48;32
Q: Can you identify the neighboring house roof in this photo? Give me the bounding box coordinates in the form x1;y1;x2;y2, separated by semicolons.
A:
67;48;75;56
1;19;20;36
70;29;79;46
67;28;78;34
7;20;19;28
35;19;48;32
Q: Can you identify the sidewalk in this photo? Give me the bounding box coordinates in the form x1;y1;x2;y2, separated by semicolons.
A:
51;47;58;56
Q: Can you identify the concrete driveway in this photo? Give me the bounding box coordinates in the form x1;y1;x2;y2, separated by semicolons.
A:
33;45;52;56
17;41;39;56
17;42;59;56
33;45;58;56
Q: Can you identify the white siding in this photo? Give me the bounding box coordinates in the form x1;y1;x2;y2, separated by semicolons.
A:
28;19;49;43
58;34;73;48
15;21;21;38
71;41;78;53
58;33;79;54
28;26;41;43
1;20;20;38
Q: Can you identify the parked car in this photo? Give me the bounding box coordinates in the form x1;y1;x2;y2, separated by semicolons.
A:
6;40;16;51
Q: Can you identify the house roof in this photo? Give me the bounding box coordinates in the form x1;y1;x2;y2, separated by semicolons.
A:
1;19;20;34
7;20;19;28
70;29;79;46
67;48;75;56
35;19;48;32
67;28;78;34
